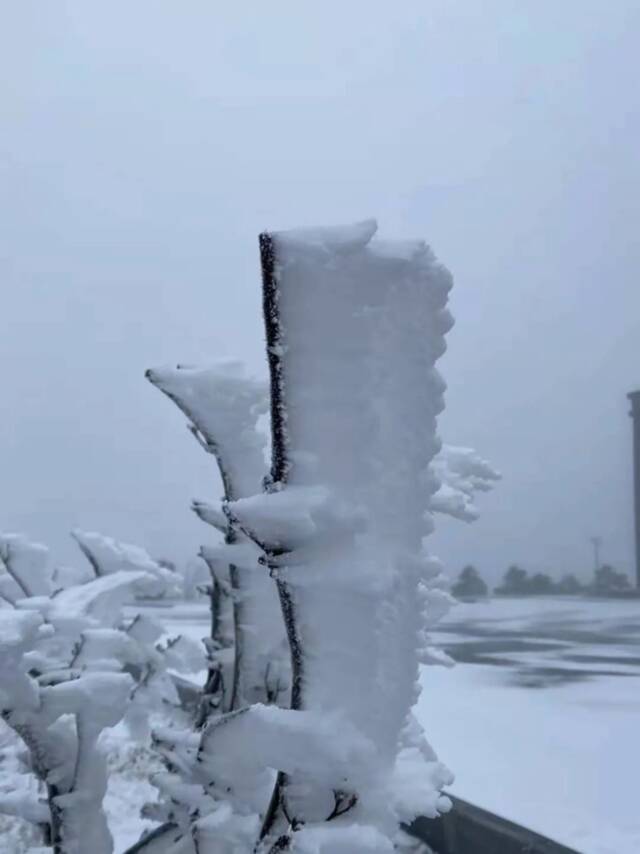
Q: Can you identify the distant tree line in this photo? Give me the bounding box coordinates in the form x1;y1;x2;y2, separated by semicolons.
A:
451;563;634;601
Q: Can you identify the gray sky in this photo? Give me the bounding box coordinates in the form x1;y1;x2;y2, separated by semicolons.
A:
2;1;639;584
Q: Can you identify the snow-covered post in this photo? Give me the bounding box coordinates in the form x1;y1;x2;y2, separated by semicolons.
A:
223;221;456;851
145;363;287;721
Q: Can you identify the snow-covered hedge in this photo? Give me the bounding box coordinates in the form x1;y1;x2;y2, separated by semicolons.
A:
0;532;202;853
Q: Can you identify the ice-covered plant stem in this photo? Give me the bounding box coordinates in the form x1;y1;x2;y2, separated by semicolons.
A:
145;363;286;722
220;221;457;852
134;220;497;854
124;365;288;852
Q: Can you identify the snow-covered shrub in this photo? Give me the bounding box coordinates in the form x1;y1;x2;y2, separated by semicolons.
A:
132;219;499;853
122;364;290;851
145;362;288;718
0;532;202;853
69;530;202;730
70;530;180;599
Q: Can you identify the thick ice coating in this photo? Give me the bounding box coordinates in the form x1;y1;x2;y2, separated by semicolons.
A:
228;219;455;849
134;220;460;854
146;362;268;498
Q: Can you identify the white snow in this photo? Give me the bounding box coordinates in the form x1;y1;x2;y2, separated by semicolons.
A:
0;528;205;854
122;219;457;851
221;219;455;847
147;360;286;713
429;445;501;522
0;535;51;600
416;596;640;854
117;597;640;854
47;569;151;625
275;219;378;254
146;361;269;499
199;704;377;789
0;219;515;853
4;595;635;852
142;359;292;848
70;530;178;597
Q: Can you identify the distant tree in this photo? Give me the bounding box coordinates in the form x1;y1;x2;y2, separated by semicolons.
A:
528;572;555;595
452;565;488;600
495;564;529;595
592;564;631;595
557;573;583;595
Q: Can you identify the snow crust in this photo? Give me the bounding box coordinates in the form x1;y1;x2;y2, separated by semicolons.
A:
429;445;500;521
224;219;455;848
0;221;476;853
146;361;268;499
0;531;202;854
70;530;179;597
274;219;378;254
146;361;286;708
0;535;52;604
417;596;640;854
129;220;459;852
141;360;290;850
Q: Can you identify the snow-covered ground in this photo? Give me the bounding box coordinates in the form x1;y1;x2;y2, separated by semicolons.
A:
118;597;640;853
417;596;640;854
3;596;638;853
126;597;640;854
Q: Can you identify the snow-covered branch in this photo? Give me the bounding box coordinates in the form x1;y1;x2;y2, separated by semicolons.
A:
129;363;289;851
429;445;501;522
146;363;288;718
70;530;180;598
0;532;201;853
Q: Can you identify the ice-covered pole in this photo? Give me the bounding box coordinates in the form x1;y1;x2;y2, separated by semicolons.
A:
628;390;640;589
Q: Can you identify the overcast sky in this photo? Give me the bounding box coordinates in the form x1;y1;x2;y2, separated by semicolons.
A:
2;1;640;583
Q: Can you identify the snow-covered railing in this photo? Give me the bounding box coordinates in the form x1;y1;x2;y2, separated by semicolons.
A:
408;795;580;854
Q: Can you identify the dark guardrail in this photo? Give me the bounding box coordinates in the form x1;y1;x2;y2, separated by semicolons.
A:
408;795;580;854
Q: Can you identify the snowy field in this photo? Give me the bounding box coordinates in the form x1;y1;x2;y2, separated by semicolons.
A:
141;596;640;854
418;596;640;854
3;595;638;852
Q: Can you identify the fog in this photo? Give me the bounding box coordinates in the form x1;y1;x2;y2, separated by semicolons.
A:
2;1;640;584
